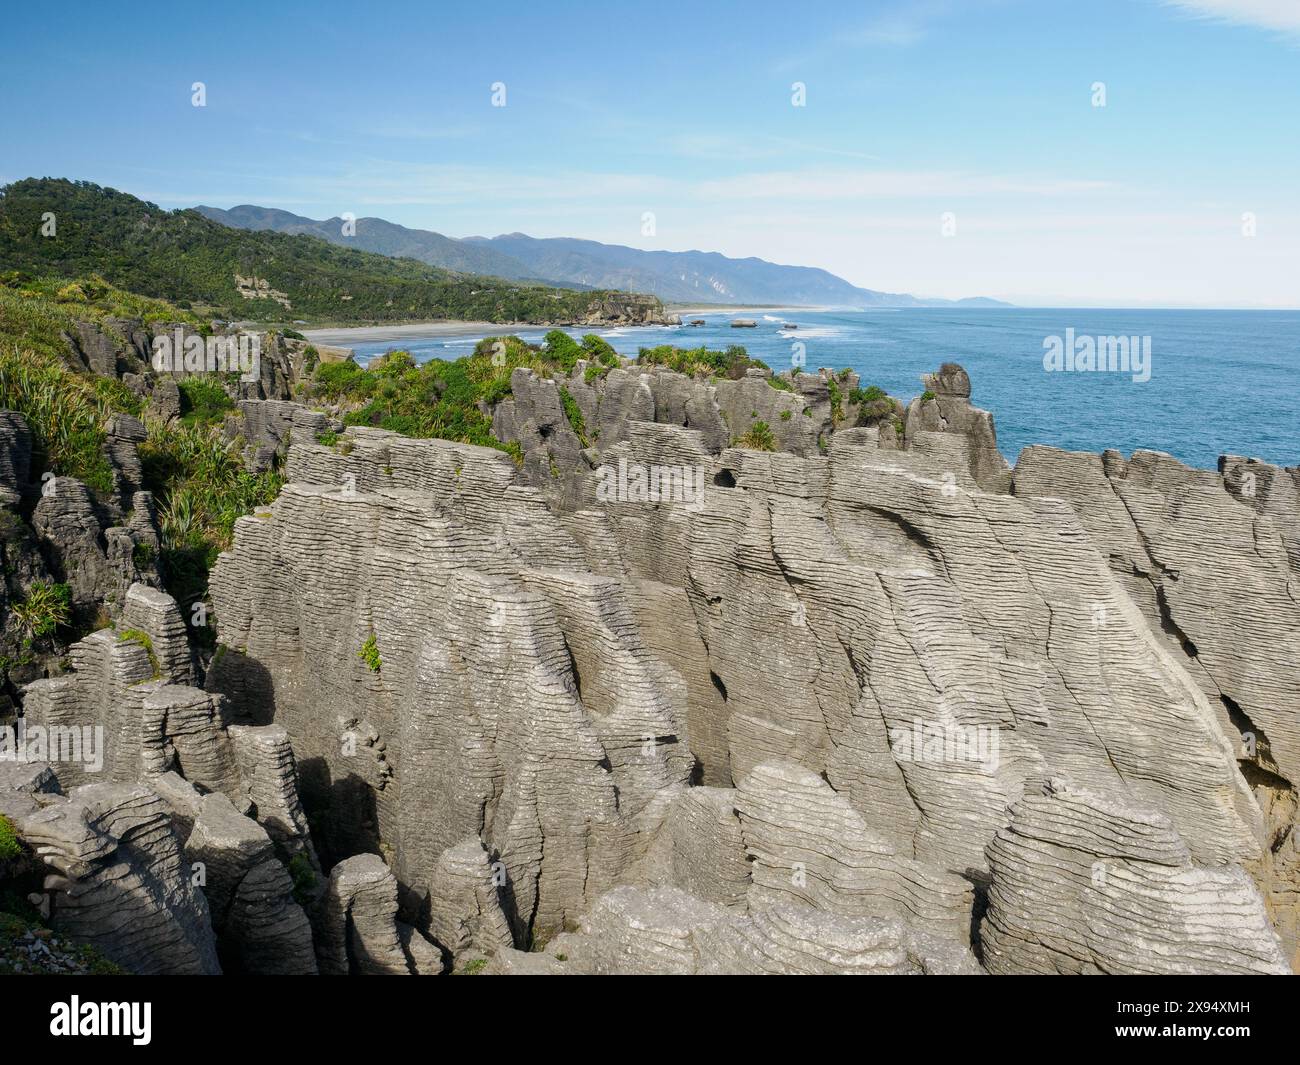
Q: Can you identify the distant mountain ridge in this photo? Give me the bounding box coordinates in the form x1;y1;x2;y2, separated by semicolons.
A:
194;204;547;284
194;204;1009;308
0;179;669;326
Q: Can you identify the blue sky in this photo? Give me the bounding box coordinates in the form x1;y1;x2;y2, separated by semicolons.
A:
2;0;1298;306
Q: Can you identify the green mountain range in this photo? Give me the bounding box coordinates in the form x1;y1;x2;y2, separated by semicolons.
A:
0;178;663;325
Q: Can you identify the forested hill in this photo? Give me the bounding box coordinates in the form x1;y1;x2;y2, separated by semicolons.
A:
0;178;667;326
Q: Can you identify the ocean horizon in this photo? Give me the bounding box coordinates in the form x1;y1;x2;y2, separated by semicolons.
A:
326;306;1300;471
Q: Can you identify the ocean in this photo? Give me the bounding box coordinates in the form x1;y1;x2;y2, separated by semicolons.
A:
339;307;1300;470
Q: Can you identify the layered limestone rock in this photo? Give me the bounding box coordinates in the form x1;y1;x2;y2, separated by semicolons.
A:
227;399;329;472
318;853;439;975
15;580;326;971
0;780;221;974
1013;444;1300;964
184;792;317;974
655;787;751;911
0;410;32;496
735;762;972;941
169;362;1297;974
22;587;243;795
425;838;514;965
905;362;1012;493
492;362;854;508
121;583;195;686
981;782;1290;975
208;435;691;945
488;886;981;975
31;479;145;619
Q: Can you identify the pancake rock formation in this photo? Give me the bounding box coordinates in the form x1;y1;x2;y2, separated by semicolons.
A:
1;361;1295;975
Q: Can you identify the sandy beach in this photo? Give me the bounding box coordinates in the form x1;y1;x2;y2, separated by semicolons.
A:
300;320;542;347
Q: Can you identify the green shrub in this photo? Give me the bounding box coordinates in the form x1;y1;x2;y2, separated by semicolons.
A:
138;418;284;625
557;385;588;445
734;421;777;451
921;390;936;401
0;349;119;494
313;359;372;400
288;852;317;907
827;378;844;425
0;814;20;861
580;334;619;366
638;343;769;380
542;330;584;372
358;633;381;672
177;376;235;425
11;581;71;640
850;385;888;406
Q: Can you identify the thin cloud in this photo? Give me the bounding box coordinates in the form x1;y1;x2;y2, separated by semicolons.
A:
1162;1;1300;33
773;0;952;72
694;169;1117;201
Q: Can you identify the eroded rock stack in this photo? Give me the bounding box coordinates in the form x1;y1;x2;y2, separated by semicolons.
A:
2;359;1295;976
190;362;1296;974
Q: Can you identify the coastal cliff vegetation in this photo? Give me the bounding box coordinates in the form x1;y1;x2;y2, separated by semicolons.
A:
0;178;666;327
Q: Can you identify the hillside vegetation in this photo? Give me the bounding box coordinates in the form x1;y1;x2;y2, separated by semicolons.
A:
0;277;283;617
0;179;661;326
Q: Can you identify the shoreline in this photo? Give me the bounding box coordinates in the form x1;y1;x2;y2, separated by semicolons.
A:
301;318;680;347
301;321;660;345
301;306;831;347
668;304;826;316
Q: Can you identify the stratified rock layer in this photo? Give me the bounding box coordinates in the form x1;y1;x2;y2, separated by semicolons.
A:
180;362;1297;975
981;782;1290;975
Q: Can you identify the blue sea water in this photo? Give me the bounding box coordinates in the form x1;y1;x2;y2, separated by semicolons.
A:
344;308;1300;470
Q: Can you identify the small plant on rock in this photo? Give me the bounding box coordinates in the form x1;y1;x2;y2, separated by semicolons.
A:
734;421;777;452
11;581;71;641
358;633;381;672
0;814;21;861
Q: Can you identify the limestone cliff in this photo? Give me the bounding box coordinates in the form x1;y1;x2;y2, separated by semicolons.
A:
1;360;1296;975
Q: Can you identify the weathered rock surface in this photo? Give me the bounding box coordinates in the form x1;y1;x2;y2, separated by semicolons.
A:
185;792;317;974
488;886;981;975
1013;443;1300;963
200;360;1295;975
981;781;1290;975
318;853;438;975
6;358;1294;977
0;780;220;974
425;838;513;965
